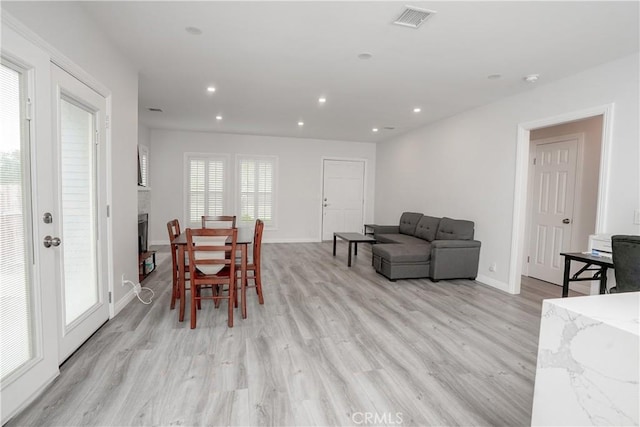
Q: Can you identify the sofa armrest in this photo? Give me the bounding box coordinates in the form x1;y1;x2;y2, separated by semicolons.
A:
430;240;481;280
372;225;400;236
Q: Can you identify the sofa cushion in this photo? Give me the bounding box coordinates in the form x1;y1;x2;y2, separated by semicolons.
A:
376;234;428;245
414;216;441;241
372;243;432;263
399;212;423;235
435;217;475;240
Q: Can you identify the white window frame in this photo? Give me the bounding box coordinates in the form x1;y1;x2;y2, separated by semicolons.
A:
183;153;230;229
236;154;277;229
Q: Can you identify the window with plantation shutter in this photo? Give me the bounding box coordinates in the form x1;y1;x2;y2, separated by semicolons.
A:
185;155;227;228
238;155;276;227
139;145;149;187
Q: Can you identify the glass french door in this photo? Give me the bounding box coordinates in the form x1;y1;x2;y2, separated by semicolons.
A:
1;56;34;394
1;27;109;424
52;65;109;362
0;29;59;423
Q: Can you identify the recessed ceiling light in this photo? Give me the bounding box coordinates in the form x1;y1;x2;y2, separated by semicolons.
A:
298;121;304;126
215;115;222;120
488;74;502;80
185;27;202;35
318;97;327;103
372;128;379;132
207;86;216;93
413;107;421;113
524;74;540;83
358;53;373;60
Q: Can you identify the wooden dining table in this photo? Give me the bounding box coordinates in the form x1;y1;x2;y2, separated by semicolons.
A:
171;227;254;322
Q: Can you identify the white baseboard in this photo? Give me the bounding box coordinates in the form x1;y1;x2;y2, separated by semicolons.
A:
476;274;512;293
263;237;320;243
569;282;591;295
112;288;136;317
476;275;591;295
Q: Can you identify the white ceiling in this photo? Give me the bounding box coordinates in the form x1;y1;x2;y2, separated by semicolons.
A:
81;1;639;143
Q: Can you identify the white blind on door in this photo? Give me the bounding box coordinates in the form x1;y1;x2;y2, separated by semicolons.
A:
60;97;98;325
0;62;34;379
186;155;226;227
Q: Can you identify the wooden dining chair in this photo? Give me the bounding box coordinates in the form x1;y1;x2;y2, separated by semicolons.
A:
167;219;186;310
201;215;236;229
186;227;237;328
203;215;237;272
236;219;265;306
167;219;208;313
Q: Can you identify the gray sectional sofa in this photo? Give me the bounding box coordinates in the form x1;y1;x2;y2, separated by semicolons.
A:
371;212;481;281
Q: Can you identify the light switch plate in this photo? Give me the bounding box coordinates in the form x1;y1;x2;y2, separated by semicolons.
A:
634;210;640;225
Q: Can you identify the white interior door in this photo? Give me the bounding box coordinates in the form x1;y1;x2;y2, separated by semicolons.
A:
52;65;109;362
322;159;365;240
1;30;59;423
528;139;578;285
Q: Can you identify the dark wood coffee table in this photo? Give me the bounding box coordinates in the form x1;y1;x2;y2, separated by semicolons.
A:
333;232;376;267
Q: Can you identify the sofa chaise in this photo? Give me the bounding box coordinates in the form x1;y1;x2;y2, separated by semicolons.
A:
371;212;481;281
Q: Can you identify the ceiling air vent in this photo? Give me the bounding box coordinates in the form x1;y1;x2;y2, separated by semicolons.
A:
393;6;436;29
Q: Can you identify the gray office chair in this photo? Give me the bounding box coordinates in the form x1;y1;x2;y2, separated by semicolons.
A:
610;235;640;293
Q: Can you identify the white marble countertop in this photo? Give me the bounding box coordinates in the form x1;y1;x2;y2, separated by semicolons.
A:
532;292;639;426
544;292;639;335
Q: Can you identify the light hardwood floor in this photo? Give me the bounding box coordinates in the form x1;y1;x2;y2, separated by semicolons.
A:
8;242;574;426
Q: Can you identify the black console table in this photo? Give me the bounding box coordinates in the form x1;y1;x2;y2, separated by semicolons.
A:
560;252;614;297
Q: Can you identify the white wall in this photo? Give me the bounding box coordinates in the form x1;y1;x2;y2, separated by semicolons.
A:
148;129;376;244
4;2;140;308
138;124;151;150
375;53;639;291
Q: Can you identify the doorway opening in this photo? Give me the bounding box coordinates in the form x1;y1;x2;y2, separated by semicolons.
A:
508;104;613;294
523;116;603;292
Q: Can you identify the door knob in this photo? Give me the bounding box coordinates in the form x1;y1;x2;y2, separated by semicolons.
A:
43;236;61;248
562;218;571;224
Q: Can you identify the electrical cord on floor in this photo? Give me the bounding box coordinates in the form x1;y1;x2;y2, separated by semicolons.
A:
122;279;155;304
